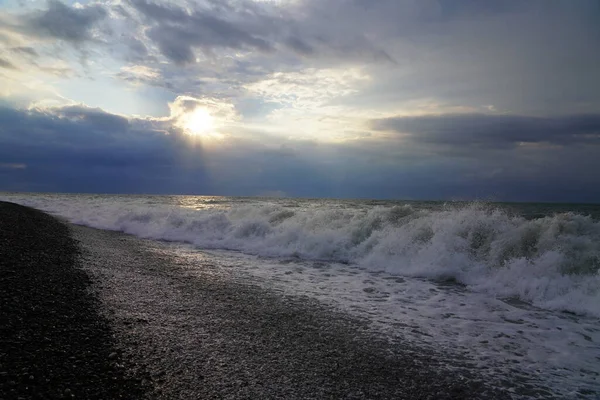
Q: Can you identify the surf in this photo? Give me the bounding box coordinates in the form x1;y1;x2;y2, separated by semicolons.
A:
2;193;599;317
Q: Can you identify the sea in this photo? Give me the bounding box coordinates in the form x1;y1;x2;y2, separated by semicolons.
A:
1;192;599;398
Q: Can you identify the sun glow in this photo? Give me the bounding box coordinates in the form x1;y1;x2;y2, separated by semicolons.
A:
183;108;215;136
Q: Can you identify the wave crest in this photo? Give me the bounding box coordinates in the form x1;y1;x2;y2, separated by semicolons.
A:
5;195;600;316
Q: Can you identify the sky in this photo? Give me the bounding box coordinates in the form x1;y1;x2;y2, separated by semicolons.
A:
0;0;599;202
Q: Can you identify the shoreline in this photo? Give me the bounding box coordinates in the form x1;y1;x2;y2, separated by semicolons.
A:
72;224;515;399
1;201;535;399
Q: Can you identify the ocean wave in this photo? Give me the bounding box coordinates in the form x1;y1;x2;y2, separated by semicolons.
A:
4;195;599;317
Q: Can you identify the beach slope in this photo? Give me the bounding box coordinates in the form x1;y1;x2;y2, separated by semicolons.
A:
73;224;513;399
1;201;513;399
0;201;144;399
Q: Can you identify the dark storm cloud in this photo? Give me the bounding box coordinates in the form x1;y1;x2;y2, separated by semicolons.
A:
1;105;600;202
288;0;600;114
123;0;395;65
0;105;195;193
130;0;273;64
0;106;164;153
22;0;108;43
0;105;329;196
0;105;332;196
372;114;600;149
51;105;131;133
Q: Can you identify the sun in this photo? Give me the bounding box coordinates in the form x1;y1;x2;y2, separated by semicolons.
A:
183;108;214;136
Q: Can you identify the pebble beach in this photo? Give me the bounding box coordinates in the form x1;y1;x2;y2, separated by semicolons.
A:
0;201;536;399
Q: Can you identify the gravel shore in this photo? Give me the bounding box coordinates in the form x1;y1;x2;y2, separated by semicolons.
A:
0;202;145;399
1;202;516;399
73;224;514;399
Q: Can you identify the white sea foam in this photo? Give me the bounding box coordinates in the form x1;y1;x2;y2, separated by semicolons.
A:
195;248;599;398
2;193;599;317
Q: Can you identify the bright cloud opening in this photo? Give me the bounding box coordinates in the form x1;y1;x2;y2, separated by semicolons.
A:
169;96;238;140
182;108;215;137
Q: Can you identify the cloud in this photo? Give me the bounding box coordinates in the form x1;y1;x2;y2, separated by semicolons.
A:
168;95;237;119
122;0;396;66
0;1;110;83
0;106;150;151
124;38;149;61
0;104;322;195
1;103;600;202
116;65;164;87
127;0;188;22
1;1;600;202
371;113;600;149
245;67;370;109
22;0;108;43
130;0;273;64
10;46;38;57
0;57;17;70
0;105;185;193
48;105;131;133
167;95;238;137
284;36;314;56
35;65;75;78
7;0;592;120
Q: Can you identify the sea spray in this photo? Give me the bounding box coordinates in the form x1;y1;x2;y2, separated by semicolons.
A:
2;193;599;316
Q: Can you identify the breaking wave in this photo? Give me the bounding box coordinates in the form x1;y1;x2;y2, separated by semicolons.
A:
4;195;600;317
